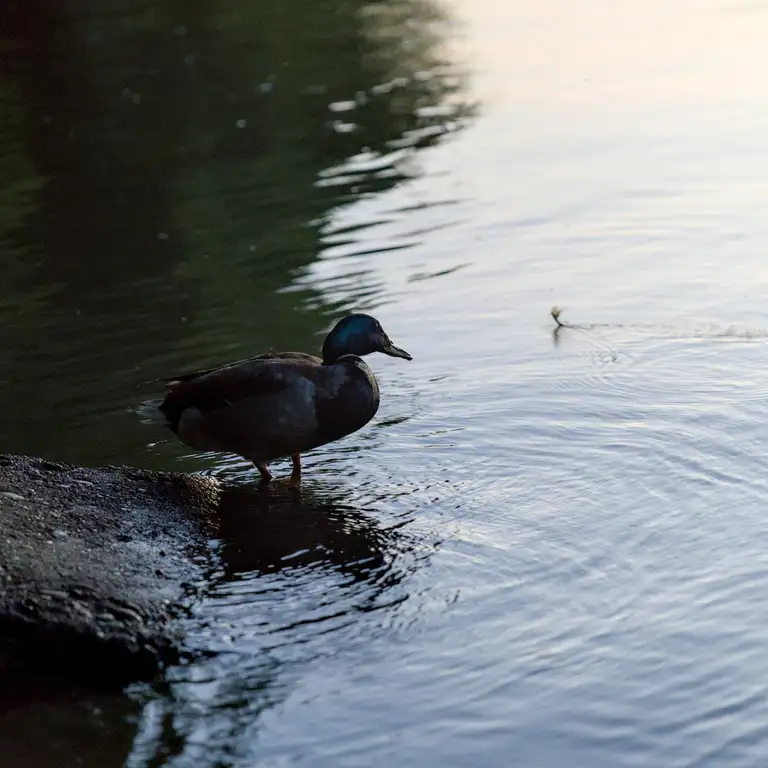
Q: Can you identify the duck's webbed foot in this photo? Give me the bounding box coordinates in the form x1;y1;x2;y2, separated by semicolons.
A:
254;461;272;484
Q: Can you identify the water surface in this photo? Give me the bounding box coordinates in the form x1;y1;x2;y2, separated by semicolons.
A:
3;0;768;766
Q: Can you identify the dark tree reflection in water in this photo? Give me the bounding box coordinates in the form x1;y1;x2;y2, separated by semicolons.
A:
0;0;470;466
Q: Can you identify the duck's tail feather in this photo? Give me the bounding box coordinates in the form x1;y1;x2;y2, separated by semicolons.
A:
136;398;170;425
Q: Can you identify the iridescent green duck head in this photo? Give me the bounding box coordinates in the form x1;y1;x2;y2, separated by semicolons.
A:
322;314;413;364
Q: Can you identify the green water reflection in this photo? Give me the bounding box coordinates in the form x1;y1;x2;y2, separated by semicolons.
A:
0;0;469;467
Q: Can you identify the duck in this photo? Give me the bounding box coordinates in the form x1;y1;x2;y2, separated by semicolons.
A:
139;314;412;483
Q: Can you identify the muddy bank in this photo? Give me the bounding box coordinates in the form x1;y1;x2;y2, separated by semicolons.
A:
0;454;218;685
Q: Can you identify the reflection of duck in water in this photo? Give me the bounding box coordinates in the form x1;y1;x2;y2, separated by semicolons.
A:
215;483;404;585
139;315;411;484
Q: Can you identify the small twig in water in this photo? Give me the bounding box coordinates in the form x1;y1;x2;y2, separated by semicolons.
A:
550;306;567;328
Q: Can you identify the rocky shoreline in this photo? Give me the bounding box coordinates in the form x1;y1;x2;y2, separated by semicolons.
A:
0;454;219;685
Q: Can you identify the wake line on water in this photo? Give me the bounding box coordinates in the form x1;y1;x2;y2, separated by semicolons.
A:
549;306;768;342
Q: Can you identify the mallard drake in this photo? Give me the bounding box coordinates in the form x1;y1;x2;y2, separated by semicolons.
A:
140;314;412;483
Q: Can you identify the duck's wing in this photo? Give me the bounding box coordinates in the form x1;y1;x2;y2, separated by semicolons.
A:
160;351;321;385
159;354;323;426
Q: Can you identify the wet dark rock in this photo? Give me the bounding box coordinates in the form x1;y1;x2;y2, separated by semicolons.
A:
0;454;219;686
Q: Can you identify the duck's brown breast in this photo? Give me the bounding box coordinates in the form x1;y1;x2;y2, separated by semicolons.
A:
313;358;380;446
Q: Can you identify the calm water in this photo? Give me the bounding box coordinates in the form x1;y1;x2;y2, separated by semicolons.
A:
3;0;768;765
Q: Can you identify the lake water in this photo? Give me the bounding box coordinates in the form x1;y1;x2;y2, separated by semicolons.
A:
3;0;768;765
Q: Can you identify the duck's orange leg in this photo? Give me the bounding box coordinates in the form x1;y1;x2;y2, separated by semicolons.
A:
254;462;272;484
290;454;302;484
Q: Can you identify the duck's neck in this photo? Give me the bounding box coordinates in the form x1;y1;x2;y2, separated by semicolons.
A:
322;351;348;365
321;337;347;365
